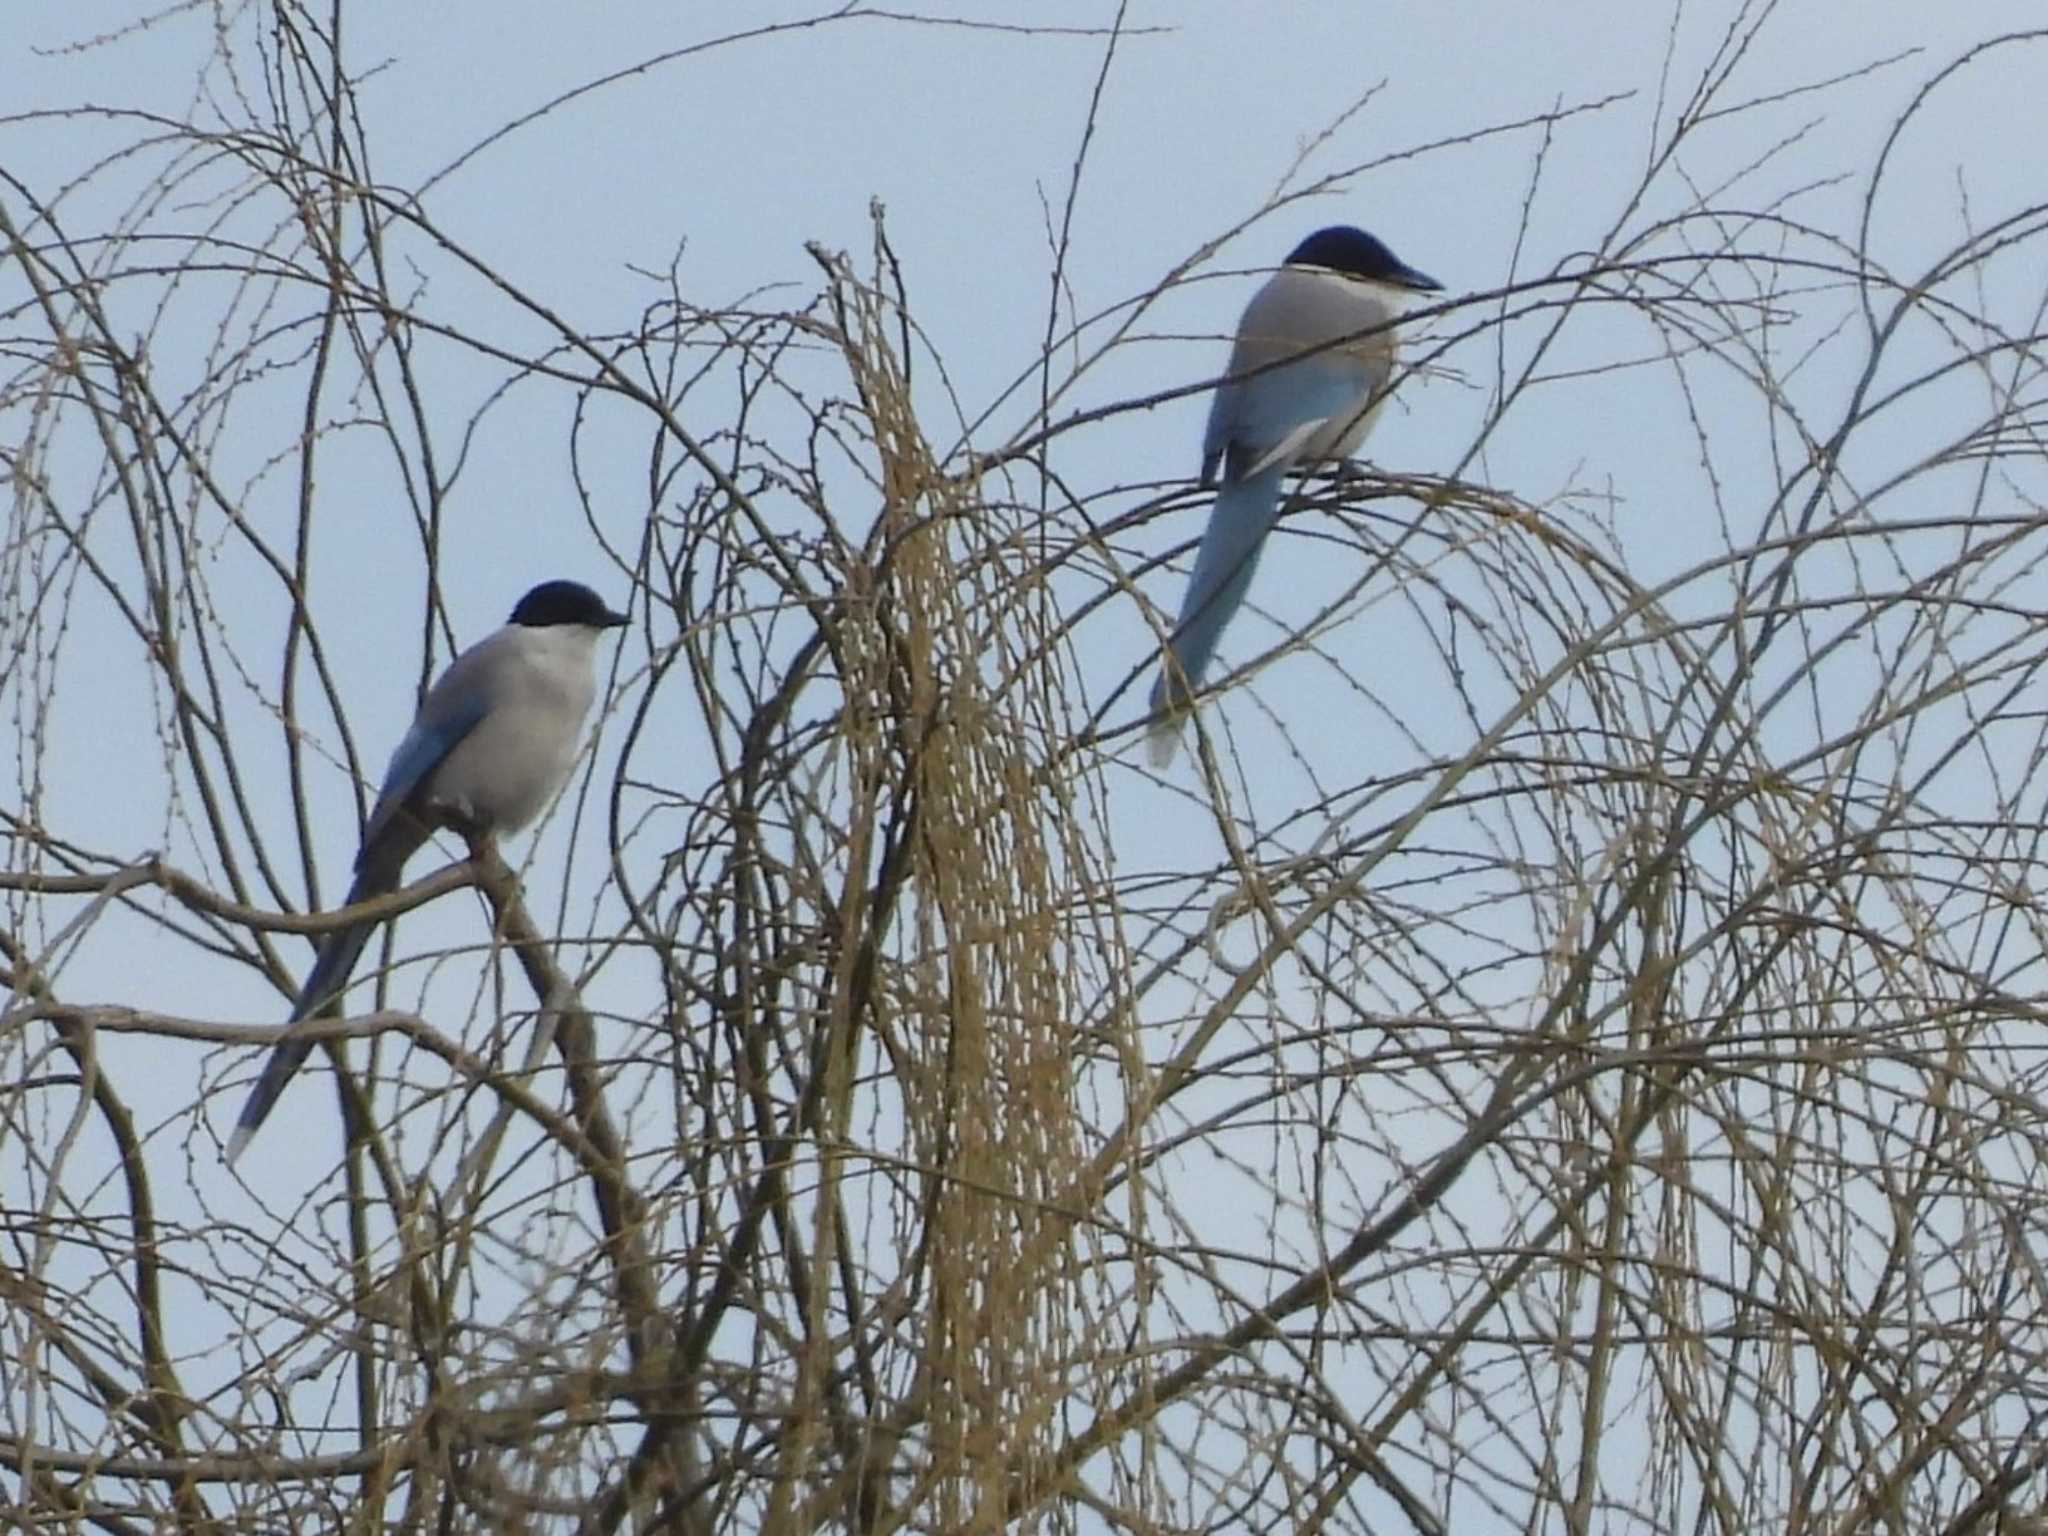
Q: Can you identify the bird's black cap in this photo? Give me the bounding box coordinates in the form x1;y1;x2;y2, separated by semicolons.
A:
1285;226;1442;292
509;580;630;629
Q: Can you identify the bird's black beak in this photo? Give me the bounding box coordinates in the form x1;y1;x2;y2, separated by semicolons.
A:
1394;264;1444;293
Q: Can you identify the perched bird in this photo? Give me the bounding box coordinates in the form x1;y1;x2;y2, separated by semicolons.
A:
225;579;630;1164
1146;225;1441;766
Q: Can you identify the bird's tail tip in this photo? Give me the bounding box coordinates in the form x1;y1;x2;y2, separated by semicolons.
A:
1145;666;1189;769
1145;718;1183;770
222;1122;255;1167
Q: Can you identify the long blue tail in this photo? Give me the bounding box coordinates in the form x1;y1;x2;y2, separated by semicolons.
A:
1146;465;1286;766
224;859;399;1165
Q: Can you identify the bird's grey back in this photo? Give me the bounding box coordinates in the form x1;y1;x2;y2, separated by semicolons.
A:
1204;266;1403;478
377;623;603;843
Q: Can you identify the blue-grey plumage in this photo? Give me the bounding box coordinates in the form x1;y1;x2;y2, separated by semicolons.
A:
1147;225;1441;767
225;579;630;1165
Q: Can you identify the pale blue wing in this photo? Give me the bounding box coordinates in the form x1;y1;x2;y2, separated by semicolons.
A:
357;650;499;859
